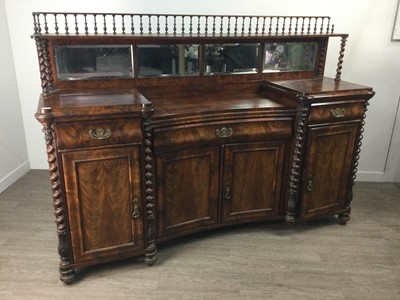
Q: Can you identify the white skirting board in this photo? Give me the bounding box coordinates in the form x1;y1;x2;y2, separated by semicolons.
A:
0;161;30;193
355;171;385;182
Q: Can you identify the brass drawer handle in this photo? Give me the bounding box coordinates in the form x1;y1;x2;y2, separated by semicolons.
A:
89;128;112;140
330;108;347;118
216;127;233;138
132;198;140;219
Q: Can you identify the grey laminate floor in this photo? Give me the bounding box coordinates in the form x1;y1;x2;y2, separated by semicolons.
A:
0;170;399;300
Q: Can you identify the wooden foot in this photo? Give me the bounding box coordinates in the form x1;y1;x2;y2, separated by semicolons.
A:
144;242;158;266
338;206;351;225
284;213;296;224
59;260;76;284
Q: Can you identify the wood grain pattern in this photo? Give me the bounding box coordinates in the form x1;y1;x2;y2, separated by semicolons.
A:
222;142;286;222
55;118;142;149
156;147;220;238
300;123;358;219
153;119;293;152
308;101;365;124
62;147;144;263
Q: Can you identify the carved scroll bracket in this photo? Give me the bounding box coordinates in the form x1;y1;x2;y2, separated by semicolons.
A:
285;94;313;223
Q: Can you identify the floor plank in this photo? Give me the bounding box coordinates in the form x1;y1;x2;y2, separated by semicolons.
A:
0;170;399;299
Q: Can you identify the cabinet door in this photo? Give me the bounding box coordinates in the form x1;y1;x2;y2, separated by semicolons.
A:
300;123;358;219
62;147;144;263
221;142;286;222
156;147;220;237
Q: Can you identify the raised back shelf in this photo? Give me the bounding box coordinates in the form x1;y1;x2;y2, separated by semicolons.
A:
32;12;348;96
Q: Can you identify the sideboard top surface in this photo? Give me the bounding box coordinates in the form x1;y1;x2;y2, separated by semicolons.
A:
269;77;373;97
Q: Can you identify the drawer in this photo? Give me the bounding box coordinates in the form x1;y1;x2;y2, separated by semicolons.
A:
55;118;142;150
153;118;293;152
308;101;365;124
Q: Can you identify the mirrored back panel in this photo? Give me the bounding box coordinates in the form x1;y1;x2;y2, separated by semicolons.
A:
52;41;322;81
205;43;259;75
54;45;132;80
137;44;199;77
264;42;318;72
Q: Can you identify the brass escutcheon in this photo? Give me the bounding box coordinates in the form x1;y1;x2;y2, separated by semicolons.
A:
89;128;112;140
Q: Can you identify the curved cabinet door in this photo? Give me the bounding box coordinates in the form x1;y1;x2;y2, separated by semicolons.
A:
221;141;286;222
62;146;144;264
156;147;220;238
300;123;358;219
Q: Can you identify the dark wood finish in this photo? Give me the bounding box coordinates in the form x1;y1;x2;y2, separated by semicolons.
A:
62;147;144;263
300;123;359;219
156;147;220;238
32;12;374;283
308;101;365;124
55;118;142;149
153;119;293;152
221;142;286;222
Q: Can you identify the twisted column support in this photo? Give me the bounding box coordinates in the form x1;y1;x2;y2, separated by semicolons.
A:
141;104;158;265
285;95;312;223
35;108;75;284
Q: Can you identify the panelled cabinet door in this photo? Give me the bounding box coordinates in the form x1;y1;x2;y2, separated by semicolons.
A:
156;147;220;237
221;142;286;222
62;147;144;263
300;123;358;219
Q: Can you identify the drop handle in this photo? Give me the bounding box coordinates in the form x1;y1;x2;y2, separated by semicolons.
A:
225;182;231;200
132;198;140;219
306;177;313;191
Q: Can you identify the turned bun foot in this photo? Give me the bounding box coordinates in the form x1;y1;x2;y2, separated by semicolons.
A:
338;206;351;225
59;263;76;285
144;243;158;266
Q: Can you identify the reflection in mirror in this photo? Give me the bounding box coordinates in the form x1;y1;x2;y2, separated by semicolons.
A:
137;44;199;77
205;43;259;75
264;42;318;72
54;45;132;80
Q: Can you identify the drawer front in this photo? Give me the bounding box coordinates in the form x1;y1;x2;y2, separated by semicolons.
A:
55;118;142;149
309;101;365;124
153;118;293;152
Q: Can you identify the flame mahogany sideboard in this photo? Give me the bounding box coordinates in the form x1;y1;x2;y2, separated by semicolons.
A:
32;12;374;284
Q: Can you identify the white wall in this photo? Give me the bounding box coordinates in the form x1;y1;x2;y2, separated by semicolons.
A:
3;0;400;181
0;0;29;193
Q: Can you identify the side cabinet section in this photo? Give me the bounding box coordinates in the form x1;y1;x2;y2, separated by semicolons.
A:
299;123;358;219
62;146;144;263
221;142;286;222
156;147;220;238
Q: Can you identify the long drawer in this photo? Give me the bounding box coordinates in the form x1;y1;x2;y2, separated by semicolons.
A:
153;118;293;152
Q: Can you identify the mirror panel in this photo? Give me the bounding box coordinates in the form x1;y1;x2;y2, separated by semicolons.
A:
137;44;199;77
264;42;318;72
204;43;259;75
54;45;132;80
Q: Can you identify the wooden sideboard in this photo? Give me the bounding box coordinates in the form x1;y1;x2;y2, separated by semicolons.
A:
32;12;374;284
